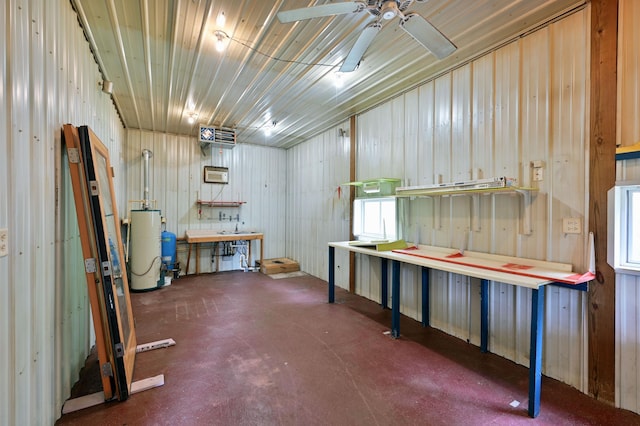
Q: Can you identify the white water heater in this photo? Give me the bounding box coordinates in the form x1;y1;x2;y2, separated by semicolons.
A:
130;209;162;291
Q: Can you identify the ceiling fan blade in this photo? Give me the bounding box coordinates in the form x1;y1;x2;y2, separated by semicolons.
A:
277;1;365;23
339;22;381;72
400;13;456;59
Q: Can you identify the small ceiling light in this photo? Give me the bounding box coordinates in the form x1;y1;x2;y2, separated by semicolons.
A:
334;72;344;88
214;30;227;52
216;11;226;27
187;113;198;124
101;79;113;94
264;120;277;136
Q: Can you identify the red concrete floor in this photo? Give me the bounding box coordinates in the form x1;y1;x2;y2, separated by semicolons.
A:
57;271;640;425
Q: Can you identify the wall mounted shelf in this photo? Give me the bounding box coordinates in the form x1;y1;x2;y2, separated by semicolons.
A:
396;180;538;235
616;142;640;161
343;178;401;197
196;200;246;207
395;185;537;197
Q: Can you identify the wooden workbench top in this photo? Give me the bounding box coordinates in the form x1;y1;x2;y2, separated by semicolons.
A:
185;229;263;243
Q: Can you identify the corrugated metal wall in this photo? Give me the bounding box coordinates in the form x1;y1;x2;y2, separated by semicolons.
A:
615;0;640;414
286;124;352;282
288;7;591;392
4;0;640;422
0;0;124;424
125;129;287;273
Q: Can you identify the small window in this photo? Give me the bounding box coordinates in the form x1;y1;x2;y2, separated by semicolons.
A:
608;182;640;274
626;188;640;264
353;197;397;241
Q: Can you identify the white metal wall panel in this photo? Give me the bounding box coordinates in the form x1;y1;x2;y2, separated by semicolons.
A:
286;7;591;393
403;89;420;189
286;124;351;284
0;0;125;424
618;0;640;150
125;129;287;274
615;0;640;415
543;10;589;387
0;0;8;423
616;274;640;412
492;42;521;256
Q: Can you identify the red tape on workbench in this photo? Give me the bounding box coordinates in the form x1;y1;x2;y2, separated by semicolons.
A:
392;248;594;285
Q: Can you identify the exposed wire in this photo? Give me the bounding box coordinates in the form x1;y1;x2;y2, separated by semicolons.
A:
224;32;338;68
131;256;162;276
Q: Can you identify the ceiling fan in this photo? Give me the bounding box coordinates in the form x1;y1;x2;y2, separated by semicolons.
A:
277;0;457;72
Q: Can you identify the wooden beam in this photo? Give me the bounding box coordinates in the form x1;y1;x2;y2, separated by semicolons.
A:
349;115;356;293
589;0;618;404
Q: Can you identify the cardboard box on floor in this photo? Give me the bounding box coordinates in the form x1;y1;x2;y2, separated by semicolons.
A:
258;258;300;275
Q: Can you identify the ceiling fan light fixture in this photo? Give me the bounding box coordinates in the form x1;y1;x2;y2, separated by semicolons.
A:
380;1;399;20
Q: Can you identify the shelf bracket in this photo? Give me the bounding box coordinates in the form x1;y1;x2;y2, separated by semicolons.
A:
515;188;533;235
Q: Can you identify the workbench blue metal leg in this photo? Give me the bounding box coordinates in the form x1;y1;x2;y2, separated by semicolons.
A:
328;246;335;304
422;267;430;327
381;258;389;309
480;279;489;353
528;286;545;418
391;260;401;338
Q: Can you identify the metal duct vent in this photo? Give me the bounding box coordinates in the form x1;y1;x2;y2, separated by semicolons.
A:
199;125;236;149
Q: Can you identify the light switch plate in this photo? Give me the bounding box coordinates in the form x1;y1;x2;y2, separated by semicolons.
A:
0;228;7;257
562;218;582;234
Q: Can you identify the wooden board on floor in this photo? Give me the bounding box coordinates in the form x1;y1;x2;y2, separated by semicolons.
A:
258;258;299;275
61;375;165;414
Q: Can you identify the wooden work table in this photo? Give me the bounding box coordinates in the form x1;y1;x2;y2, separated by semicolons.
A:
328;241;593;418
185;230;264;274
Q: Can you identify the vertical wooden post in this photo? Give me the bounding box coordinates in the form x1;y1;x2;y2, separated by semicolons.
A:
349;115;357;293
589;0;617;404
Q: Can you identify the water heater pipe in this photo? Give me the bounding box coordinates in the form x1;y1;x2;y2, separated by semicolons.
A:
142;149;153;209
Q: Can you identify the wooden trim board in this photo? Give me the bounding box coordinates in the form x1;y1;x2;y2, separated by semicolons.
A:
588;0;617;403
62;375;165;414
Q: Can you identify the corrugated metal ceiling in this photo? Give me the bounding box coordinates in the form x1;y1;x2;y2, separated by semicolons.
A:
71;0;584;148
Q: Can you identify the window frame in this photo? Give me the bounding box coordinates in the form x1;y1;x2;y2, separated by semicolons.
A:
608;181;640;275
353;196;398;241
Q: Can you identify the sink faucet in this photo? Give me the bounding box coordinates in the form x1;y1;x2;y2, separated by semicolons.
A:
235;223;238;233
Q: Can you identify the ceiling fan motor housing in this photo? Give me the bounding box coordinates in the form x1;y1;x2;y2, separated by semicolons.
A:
380;1;400;20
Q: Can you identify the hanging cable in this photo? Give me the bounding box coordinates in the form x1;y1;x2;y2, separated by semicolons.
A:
220;31;338;68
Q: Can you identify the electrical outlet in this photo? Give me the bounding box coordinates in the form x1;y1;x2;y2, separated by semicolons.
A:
533;167;543;181
0;228;7;257
531;160;544;182
562;218;582;234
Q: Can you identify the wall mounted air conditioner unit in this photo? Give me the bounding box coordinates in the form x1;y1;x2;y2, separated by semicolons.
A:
199;125;236;150
203;166;229;184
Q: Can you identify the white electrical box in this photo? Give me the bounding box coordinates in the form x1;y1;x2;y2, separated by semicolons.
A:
203;166;229;184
